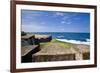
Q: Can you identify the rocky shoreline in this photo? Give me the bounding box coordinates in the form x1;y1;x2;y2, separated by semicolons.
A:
21;32;90;63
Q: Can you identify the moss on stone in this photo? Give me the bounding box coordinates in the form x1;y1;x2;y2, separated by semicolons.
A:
40;39;73;49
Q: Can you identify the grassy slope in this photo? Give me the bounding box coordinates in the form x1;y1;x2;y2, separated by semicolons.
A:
40;39;73;49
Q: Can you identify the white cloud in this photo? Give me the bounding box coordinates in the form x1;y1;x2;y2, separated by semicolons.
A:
56;12;64;16
31;14;40;16
61;20;72;24
66;21;72;24
61;21;66;24
22;23;46;32
62;16;70;20
53;12;64;17
22;23;58;32
62;13;78;21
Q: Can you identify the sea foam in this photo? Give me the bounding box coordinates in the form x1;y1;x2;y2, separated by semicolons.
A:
56;39;90;45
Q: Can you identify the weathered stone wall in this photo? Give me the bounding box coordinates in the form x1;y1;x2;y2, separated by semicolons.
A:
32;54;75;62
32;52;90;62
36;36;52;43
21;45;40;63
83;52;90;60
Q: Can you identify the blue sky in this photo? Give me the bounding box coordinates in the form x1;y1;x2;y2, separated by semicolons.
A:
21;10;90;33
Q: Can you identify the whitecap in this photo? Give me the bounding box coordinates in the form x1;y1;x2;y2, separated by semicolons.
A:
56;39;90;45
86;39;90;42
57;36;64;38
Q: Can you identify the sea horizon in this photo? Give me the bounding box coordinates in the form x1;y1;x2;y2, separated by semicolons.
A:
27;32;90;43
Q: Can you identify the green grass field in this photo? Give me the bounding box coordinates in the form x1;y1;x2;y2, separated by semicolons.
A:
40;39;73;49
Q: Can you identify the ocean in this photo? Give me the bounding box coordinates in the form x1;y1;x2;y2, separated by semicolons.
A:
31;32;90;45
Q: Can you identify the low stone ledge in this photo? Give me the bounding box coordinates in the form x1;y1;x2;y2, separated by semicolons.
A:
21;45;40;63
32;54;75;62
35;34;52;42
74;44;90;60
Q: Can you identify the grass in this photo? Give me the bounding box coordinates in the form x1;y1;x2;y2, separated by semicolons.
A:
40;39;73;49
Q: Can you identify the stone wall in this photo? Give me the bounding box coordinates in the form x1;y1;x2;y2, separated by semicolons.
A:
35;35;52;43
83;52;90;60
32;54;75;62
32;52;90;62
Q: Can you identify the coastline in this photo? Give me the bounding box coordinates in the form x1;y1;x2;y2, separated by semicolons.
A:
21;32;90;62
56;39;90;45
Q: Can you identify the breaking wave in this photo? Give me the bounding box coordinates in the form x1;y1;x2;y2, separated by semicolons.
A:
56;39;90;45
